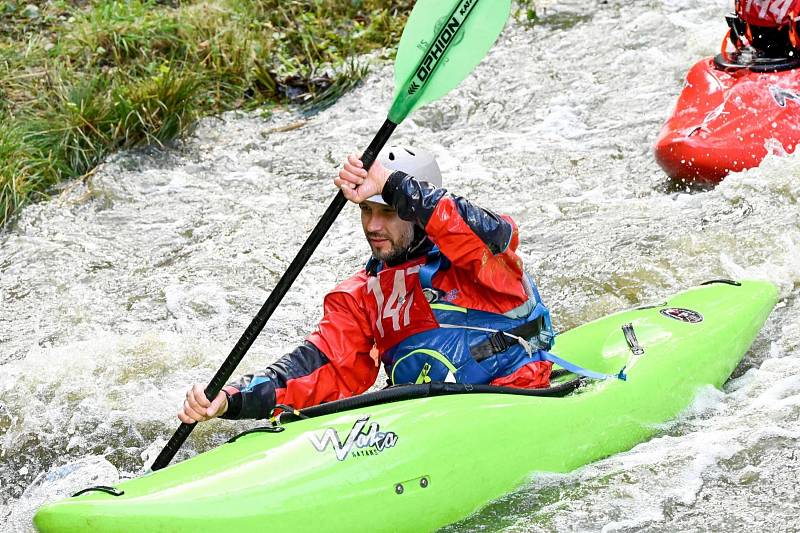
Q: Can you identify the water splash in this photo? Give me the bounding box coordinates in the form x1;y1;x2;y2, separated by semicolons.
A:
2;0;799;531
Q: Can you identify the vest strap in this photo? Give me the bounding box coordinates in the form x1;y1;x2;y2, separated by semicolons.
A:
418;246;450;289
466;323;627;381
469;318;545;362
365;257;382;275
540;352;627;381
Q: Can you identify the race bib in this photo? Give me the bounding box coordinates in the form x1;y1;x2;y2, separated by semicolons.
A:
366;264;438;351
737;0;799;26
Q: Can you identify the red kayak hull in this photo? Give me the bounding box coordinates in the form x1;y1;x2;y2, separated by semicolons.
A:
654;58;800;184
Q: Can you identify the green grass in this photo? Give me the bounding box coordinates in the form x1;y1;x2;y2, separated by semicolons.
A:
0;0;415;226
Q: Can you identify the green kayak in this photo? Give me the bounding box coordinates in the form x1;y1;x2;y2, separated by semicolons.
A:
34;279;778;532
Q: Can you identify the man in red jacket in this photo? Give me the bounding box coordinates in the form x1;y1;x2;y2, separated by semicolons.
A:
737;0;799;27
179;147;554;424
729;0;800;54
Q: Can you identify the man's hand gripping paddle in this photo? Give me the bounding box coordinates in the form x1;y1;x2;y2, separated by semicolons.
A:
151;0;512;471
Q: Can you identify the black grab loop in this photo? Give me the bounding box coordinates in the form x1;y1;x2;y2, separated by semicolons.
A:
227;425;285;444
72;485;124;498
701;279;742;287
273;404;309;421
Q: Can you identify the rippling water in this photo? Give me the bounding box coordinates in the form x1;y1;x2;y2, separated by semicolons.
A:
2;0;799;531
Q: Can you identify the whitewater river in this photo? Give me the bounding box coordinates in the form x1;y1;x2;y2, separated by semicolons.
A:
2;0;799;530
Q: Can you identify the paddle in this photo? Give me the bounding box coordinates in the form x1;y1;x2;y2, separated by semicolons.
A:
151;0;512;471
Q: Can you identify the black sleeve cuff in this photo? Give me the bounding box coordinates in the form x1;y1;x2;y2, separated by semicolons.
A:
380;171;408;209
381;171;446;227
220;389;243;420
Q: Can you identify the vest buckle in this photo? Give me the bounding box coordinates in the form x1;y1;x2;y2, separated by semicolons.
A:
488;331;511;354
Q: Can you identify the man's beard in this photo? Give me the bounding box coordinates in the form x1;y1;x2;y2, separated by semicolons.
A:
367;225;434;266
367;228;414;264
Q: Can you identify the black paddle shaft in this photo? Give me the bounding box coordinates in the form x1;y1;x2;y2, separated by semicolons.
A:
151;119;398;471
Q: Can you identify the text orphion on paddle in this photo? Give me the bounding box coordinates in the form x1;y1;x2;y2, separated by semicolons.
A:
411;0;478;89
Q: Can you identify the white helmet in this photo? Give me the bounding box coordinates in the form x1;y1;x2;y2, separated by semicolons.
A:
367;145;442;205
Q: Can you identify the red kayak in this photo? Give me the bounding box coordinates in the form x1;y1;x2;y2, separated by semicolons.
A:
655;12;800;184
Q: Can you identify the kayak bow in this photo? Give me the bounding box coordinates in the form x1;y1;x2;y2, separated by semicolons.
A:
655;56;800;184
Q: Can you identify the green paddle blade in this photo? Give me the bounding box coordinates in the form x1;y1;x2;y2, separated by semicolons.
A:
389;0;512;124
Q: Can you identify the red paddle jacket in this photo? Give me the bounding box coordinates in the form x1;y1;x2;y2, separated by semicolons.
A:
736;0;800;27
221;172;551;420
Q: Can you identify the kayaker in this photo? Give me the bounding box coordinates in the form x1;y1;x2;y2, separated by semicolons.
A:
728;0;800;57
178;147;555;423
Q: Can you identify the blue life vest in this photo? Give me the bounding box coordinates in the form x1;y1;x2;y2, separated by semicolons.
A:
377;248;556;385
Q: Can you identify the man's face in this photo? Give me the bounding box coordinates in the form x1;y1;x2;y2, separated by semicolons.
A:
360;201;415;263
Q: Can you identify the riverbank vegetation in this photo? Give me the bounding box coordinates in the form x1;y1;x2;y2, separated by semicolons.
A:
0;0;414;226
1;0;545;227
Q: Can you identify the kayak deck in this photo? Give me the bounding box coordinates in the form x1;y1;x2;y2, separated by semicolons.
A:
34;280;778;533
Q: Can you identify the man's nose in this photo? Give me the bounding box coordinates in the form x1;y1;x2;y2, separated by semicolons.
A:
366;213;386;232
